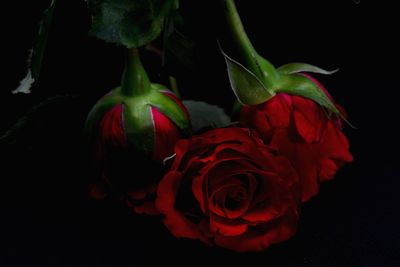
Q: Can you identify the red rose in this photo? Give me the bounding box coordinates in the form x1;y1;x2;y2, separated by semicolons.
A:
91;90;188;166
155;127;300;252
240;74;353;202
86;89;189;215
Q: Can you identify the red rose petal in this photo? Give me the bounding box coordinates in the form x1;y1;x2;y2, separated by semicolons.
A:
209;214;248;236
174;138;215;172
214;207;298;252
208;178;250;219
262;94;293;129
318;158;339;181
243;171;293;223
317;121;353;181
240;94;292;141
192;169;209;215
192;158;254;215
270;129;320;202
156;171;204;240
241;106;273;140
292;95;327;143
161;90;190;119
132;200;159;215
95;104;126;163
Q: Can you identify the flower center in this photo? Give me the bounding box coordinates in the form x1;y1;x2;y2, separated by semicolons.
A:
225;187;247;210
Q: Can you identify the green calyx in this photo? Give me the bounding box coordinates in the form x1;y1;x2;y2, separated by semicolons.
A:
85;84;190;155
221;0;346;119
85;48;190;154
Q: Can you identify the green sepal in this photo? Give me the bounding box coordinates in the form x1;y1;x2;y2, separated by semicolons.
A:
278;63;338;75
254;55;280;87
221;50;275;105
150;83;171;92
149;89;191;135
84;90;122;138
122;97;155;154
275;74;345;119
85;82;190;154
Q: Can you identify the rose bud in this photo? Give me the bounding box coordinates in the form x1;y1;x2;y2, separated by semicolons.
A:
221;0;353;202
156;127;300;252
85;48;190;207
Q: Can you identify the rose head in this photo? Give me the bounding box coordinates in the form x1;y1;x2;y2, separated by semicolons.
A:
156;127;300;252
85;49;190;204
240;74;353;202
86;87;189;162
220;0;353;203
85;85;190;200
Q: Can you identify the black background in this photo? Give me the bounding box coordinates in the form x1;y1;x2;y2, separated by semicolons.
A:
1;1;399;266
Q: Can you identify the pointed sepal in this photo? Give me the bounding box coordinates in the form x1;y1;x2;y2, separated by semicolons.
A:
122;102;155;153
84;91;123;138
149;89;191;135
277;63;338;75
221;50;275;105
274;74;350;123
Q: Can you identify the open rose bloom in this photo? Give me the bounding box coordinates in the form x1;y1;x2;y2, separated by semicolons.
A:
155;128;300;252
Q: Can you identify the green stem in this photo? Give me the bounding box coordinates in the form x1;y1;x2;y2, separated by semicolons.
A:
222;0;278;86
121;48;151;96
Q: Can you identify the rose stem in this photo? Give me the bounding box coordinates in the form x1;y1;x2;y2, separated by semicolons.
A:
221;0;278;84
121;48;151;97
